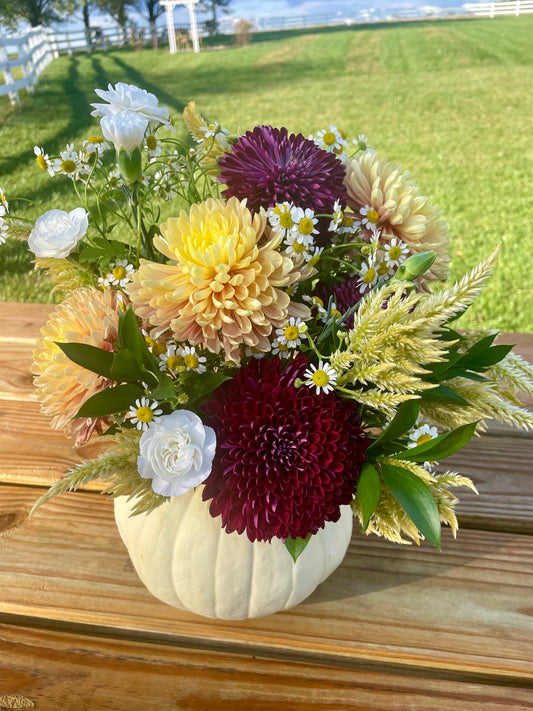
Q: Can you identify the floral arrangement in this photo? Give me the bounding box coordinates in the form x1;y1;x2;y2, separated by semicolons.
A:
3;82;533;561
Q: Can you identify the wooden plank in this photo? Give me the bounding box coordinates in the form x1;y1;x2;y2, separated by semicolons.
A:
0;401;104;489
1;624;532;711
1;486;532;681
1;398;532;529
0;303;52;344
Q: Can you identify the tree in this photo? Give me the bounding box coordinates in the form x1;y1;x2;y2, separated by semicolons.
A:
0;0;71;27
94;0;135;29
135;0;164;35
198;0;230;36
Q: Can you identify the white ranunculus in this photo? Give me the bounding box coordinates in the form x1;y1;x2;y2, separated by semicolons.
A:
28;207;88;258
138;410;216;497
91;82;171;127
100;110;149;153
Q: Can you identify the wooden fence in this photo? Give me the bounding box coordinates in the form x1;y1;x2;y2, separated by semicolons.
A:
0;27;58;107
463;0;533;14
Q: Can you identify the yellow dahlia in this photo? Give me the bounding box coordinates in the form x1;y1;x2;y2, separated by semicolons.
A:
345;150;450;283
31;287;120;445
127;197;312;361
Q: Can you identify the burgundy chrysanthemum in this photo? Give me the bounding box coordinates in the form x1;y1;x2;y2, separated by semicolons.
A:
202;354;369;542
218;126;347;242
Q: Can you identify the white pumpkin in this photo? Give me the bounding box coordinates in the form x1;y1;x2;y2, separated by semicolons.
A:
114;485;353;620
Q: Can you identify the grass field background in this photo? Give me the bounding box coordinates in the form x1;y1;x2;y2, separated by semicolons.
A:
1;16;532;331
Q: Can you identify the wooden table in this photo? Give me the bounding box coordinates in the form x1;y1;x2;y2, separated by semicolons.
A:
1;302;532;710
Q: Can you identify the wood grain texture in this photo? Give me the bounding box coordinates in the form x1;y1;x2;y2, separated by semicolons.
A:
1;623;532;711
1;486;533;681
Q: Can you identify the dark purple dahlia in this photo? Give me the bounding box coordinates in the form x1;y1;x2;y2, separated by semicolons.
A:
218;126;347;242
202;354;369;542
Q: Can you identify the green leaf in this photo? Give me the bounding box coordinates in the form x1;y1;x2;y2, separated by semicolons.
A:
118;307;144;366
75;384;144;418
110;349;144;382
356;462;381;531
380;462;441;549
368;400;419;453
467;344;513;369
392;421;478;463
152;373;177;401
285;535;312;562
456;333;496;362
420;384;471;406
185;372;232;403
56;342;114;379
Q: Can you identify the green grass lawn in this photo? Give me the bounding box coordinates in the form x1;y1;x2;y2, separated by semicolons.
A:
1;16;532;331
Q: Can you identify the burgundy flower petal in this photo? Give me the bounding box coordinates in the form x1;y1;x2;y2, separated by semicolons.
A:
202;354;370;542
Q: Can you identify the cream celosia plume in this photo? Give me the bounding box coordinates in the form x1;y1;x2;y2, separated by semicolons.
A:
333;249;500;410
31;287;120;445
345;150;450;283
127;197;312;361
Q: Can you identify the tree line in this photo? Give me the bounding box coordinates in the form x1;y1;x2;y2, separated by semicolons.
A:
0;0;231;36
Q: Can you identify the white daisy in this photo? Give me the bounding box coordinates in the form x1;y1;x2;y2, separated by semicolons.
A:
107;259;135;287
303;360;338;395
267;202;298;238
271;337;291;359
312;125;347;154
34;146;55;177
328;200;344;232
145;134;162;158
0;217;8;245
0;187;8;216
275;317;307;349
302;294;327;315
128;397;163;431
292;207;318;239
358;261;378;293
83;135;111;157
159;344;184;372
354;134;371;151
383;238;410;268
181;345;207;373
284;231;314;259
408;423;439;449
360;205;380;232
244;346;266;359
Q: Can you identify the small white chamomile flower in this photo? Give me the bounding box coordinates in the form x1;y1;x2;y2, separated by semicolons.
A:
312;126;346;154
276;317;307;349
181;345;207;373
267;202;298;238
159;344;184;372
303;360;338;395
358;261;378;293
292;207;318;238
34;146;55;177
302;294;327;314
383;238;409;268
107;259;135;287
129;397;163;431
360;205;380;232
0;218;8;245
0;187;8;216
354;134;371;151
408;424;439;449
271;337;291;358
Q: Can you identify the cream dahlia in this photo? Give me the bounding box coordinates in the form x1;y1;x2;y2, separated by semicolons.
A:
31;287;120;445
126;197;313;361
345;150;450;283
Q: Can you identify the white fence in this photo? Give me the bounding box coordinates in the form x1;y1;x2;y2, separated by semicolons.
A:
0;26;58;106
463;0;533;15
52;27;128;54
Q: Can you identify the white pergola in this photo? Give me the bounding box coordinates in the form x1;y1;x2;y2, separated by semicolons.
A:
160;0;201;54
